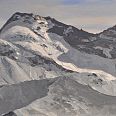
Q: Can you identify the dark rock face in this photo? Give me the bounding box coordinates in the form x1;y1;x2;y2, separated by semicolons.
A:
27;54;74;73
3;112;17;116
0;12;34;32
45;17;116;59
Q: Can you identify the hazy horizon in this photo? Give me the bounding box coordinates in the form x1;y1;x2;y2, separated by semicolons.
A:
0;0;116;33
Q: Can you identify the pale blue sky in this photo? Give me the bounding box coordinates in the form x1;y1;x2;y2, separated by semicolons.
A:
63;0;114;4
0;0;116;33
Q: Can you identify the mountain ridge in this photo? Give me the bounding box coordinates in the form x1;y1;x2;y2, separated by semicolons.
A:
1;12;116;116
2;12;116;59
1;12;116;35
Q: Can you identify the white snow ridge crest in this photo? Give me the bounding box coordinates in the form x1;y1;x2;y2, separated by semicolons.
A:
0;12;116;116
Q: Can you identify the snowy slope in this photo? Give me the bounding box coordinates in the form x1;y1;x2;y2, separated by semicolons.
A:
15;76;116;116
0;12;116;116
0;79;52;115
1;76;116;116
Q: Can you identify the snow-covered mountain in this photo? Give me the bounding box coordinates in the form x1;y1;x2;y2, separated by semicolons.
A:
0;12;116;116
